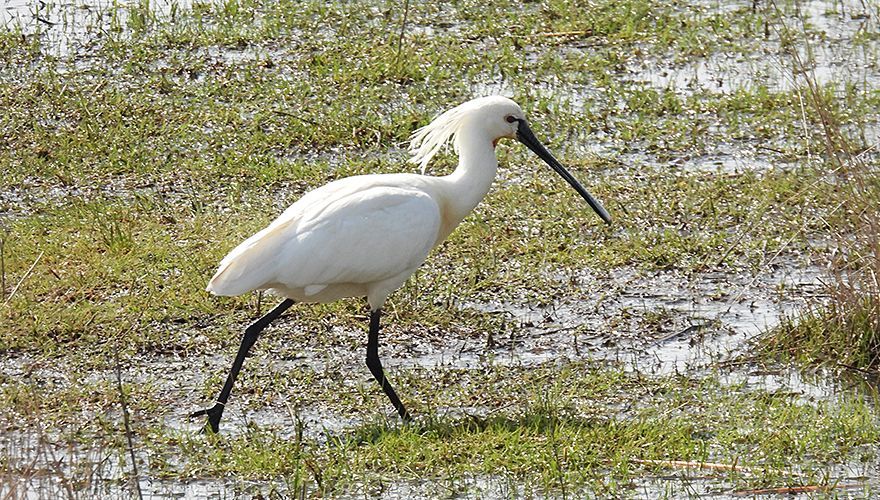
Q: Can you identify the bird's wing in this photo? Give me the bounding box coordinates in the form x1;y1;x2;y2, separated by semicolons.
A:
207;183;441;297
206;176;372;295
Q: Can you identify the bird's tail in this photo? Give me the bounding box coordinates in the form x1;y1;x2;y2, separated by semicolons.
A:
206;227;283;296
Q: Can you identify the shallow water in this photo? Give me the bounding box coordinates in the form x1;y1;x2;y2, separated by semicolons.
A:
2;0;879;497
2;0;190;58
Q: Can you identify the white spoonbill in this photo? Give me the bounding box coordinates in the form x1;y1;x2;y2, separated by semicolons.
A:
191;95;611;433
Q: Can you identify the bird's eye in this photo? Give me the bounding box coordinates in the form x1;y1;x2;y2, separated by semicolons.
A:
505;115;517;123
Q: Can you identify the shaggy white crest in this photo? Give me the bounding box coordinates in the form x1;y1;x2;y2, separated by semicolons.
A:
409;96;512;174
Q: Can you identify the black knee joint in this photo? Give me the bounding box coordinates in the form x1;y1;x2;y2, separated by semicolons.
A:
242;325;263;348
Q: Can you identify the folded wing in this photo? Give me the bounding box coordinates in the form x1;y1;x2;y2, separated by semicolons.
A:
207;181;442;299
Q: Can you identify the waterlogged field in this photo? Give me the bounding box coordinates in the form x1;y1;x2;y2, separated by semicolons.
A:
1;0;879;497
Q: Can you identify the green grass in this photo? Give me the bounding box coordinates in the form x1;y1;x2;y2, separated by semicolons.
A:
754;0;880;378
7;362;876;496
0;161;855;354
764;295;880;371
1;0;879;497
759;188;880;373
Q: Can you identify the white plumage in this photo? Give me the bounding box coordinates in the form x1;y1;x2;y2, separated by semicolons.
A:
192;96;610;431
207;96;530;310
206;175;442;309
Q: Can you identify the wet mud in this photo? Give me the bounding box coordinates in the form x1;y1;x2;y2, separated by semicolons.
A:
2;0;879;497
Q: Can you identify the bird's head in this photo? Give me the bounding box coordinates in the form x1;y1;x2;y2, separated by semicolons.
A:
410;96;611;225
461;95;526;146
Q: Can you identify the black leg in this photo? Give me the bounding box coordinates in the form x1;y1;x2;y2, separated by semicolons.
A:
191;298;295;433
365;309;413;421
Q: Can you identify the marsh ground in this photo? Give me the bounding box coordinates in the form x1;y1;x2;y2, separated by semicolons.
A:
1;0;879;497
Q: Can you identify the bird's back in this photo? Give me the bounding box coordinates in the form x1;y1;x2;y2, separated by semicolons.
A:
206;174;442;303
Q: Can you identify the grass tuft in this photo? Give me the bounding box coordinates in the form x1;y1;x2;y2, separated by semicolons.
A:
759;2;880;373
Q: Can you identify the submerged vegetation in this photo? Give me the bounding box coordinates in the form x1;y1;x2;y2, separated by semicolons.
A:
0;0;879;497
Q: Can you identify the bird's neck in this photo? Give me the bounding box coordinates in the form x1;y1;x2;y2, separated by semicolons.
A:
440;124;498;231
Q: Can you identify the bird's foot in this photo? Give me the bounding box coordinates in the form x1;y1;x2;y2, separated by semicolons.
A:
190;403;224;434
